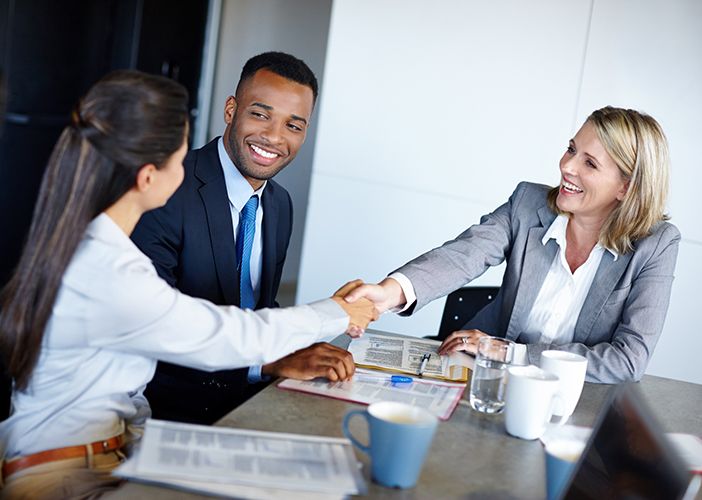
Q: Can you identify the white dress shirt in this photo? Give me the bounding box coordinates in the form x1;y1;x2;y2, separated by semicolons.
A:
390;215;616;364
218;138;268;382
0;214;347;459
218;138;265;303
521;215;615;346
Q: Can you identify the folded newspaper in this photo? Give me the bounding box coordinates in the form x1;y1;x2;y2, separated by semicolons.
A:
348;332;473;382
113;419;366;499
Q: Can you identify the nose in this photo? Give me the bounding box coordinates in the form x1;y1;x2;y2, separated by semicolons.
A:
560;153;578;176
260;120;284;145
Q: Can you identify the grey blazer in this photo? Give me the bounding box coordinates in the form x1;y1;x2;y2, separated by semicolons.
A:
397;182;680;383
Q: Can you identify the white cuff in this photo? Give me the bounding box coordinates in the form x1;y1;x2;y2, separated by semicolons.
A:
512;343;528;365
387;272;416;314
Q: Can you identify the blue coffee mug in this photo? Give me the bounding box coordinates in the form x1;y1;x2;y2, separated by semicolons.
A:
342;401;438;488
544;439;585;500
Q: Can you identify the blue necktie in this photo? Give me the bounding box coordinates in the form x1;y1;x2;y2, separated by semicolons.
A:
236;195;258;309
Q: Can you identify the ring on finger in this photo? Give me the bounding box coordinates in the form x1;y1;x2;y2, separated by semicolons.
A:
461;337;468;345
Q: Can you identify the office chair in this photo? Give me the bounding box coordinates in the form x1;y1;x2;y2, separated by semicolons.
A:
428;286;500;341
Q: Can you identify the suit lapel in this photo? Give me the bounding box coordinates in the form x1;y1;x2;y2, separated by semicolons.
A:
505;206;558;340
258;186;279;307
195;140;240;306
574;251;632;342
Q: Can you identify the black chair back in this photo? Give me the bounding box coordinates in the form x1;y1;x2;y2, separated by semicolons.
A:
432;286;499;341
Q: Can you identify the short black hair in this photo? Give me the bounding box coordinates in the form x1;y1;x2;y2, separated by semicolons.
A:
236;51;318;104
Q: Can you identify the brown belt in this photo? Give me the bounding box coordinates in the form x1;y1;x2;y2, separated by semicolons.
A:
2;434;125;480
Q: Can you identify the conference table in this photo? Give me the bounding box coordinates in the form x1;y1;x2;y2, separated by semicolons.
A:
112;333;702;499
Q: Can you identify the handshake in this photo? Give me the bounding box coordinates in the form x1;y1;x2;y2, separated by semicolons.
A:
330;277;408;338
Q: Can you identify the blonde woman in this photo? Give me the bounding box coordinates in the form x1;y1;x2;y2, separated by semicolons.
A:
342;107;678;383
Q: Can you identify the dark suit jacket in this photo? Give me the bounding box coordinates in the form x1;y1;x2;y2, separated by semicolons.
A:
131;137;293;423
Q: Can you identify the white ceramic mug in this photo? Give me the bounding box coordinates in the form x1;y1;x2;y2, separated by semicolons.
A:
540;350;588;418
504;365;567;440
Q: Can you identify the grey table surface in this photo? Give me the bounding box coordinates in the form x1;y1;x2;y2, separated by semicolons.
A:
110;335;702;499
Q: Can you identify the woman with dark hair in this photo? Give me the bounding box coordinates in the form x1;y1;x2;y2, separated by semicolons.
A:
0;70;375;498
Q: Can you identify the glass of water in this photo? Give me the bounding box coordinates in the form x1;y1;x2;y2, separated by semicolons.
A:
469;336;515;414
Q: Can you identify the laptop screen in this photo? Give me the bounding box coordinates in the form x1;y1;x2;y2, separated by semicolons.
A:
561;383;696;500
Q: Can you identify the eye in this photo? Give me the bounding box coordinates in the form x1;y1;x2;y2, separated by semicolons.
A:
566;145;575;154
287;122;304;132
250;111;267;119
586;159;597;169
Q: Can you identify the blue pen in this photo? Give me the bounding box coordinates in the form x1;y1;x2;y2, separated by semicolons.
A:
354;374;414;384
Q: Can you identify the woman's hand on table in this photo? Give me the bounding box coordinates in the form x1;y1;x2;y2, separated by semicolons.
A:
438;329;490;356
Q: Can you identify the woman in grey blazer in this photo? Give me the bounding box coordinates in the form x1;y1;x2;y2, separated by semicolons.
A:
344;106;678;383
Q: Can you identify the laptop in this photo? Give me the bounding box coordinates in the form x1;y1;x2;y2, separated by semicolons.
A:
560;383;701;500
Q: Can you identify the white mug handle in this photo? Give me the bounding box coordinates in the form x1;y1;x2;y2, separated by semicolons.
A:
549;394;569;426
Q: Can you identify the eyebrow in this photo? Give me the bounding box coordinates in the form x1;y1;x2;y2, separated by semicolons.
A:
570;138;602;167
251;102;308;125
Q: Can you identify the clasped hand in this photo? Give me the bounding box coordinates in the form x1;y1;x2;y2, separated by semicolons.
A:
334;278;490;354
331;279;380;337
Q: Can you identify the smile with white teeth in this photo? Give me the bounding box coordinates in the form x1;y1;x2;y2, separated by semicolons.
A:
562;180;583;194
250;144;279;159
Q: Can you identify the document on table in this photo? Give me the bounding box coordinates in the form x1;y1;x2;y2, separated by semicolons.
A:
113;419;365;499
278;369;466;420
348;332;473;382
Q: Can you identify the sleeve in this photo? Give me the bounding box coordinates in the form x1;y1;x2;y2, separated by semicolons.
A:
523;225;681;383
83;263;349;372
395;183;528;315
131;194;183;287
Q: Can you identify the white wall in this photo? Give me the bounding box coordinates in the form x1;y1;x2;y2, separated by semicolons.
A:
207;0;332;284
298;0;702;383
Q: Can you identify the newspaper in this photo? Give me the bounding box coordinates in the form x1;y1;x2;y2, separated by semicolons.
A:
278;369;466;420
113;419;365;498
348;332;473;382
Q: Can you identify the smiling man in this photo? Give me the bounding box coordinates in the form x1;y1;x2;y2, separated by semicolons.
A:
131;52;355;424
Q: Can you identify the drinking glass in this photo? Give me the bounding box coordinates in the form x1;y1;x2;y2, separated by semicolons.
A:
469;336;515;413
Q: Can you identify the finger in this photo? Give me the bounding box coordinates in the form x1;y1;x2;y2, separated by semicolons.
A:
342;352;355;380
334;279;364;297
344;284;372;303
346;324;361;339
318;346;354;373
317;342;350;355
438;339;461;355
351;325;365;337
316;354;351;380
439;336;472;355
440;330;467;347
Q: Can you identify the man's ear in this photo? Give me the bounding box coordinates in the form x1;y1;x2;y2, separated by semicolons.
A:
224;95;237;125
135;164;158;192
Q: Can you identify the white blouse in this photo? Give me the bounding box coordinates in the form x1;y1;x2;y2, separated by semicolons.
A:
0;214;347;459
521;215;616;344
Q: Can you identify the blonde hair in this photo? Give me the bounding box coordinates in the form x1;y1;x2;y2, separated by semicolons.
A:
547;106;670;254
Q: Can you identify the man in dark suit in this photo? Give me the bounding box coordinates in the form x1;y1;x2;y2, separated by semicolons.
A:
132;52;354;424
